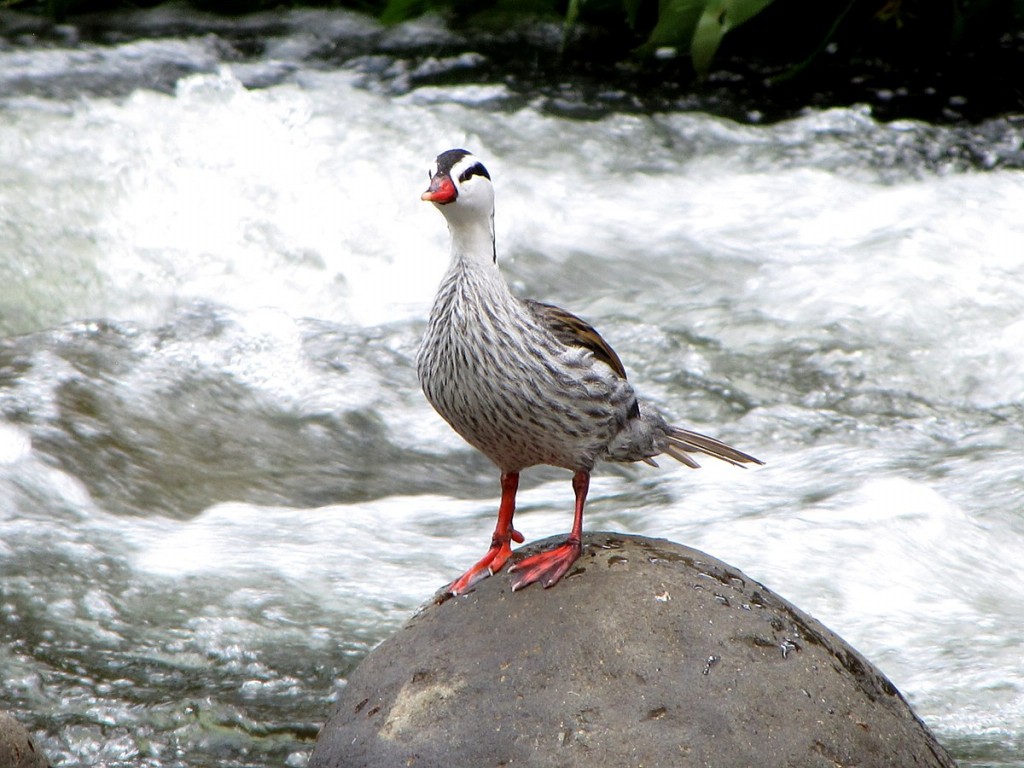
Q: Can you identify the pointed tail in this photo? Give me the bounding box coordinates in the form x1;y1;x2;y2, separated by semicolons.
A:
662;426;764;469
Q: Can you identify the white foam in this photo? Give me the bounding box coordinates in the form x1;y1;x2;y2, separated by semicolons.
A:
0;423;31;465
3;29;1024;760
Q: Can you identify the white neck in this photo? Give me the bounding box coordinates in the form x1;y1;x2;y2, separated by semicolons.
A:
445;210;498;271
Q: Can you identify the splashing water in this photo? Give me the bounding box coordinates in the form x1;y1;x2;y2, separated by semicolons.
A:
2;9;1023;767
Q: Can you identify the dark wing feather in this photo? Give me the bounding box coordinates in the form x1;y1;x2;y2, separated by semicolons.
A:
524;300;628;380
524;300;763;469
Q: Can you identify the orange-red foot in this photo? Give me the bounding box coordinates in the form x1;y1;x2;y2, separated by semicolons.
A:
508;538;582;591
448;529;525;595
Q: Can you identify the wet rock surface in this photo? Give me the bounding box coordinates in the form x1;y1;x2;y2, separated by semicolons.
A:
3;6;1024;135
0;712;49;768
310;532;956;768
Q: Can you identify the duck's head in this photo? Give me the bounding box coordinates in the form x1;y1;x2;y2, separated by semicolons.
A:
422;149;494;222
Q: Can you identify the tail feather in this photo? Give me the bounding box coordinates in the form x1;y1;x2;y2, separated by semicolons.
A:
663;426;764;469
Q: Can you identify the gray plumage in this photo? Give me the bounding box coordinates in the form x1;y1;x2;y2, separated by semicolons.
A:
417;150;760;476
416;148;761;594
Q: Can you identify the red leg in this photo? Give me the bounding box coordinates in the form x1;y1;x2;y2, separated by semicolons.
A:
509;470;589;591
448;472;524;595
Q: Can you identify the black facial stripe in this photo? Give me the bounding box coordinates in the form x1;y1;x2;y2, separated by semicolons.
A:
458;162;491;183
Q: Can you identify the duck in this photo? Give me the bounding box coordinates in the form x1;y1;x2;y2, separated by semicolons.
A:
417;148;762;595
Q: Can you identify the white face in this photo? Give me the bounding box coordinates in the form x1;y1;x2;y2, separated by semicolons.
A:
422;150;495;222
448;154;494;214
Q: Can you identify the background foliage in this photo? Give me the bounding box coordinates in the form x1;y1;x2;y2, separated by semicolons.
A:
3;0;1024;91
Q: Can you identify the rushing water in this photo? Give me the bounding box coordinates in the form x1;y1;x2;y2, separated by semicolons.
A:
1;8;1023;767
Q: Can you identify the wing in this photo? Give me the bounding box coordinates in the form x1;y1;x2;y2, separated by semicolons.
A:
523;299;628;380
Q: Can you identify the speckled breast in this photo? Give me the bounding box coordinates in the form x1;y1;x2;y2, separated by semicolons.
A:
417;281;628;472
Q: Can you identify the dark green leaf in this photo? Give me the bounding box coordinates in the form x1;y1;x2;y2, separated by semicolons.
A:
690;4;726;75
623;0;643;27
647;0;704;49
646;0;775;75
380;0;426;25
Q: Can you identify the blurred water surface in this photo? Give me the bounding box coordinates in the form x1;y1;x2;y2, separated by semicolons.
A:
1;9;1023;767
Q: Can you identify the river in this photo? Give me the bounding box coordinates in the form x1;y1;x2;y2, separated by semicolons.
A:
1;8;1022;767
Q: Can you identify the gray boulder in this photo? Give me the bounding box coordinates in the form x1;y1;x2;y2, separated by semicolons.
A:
0;712;48;768
310;532;956;767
